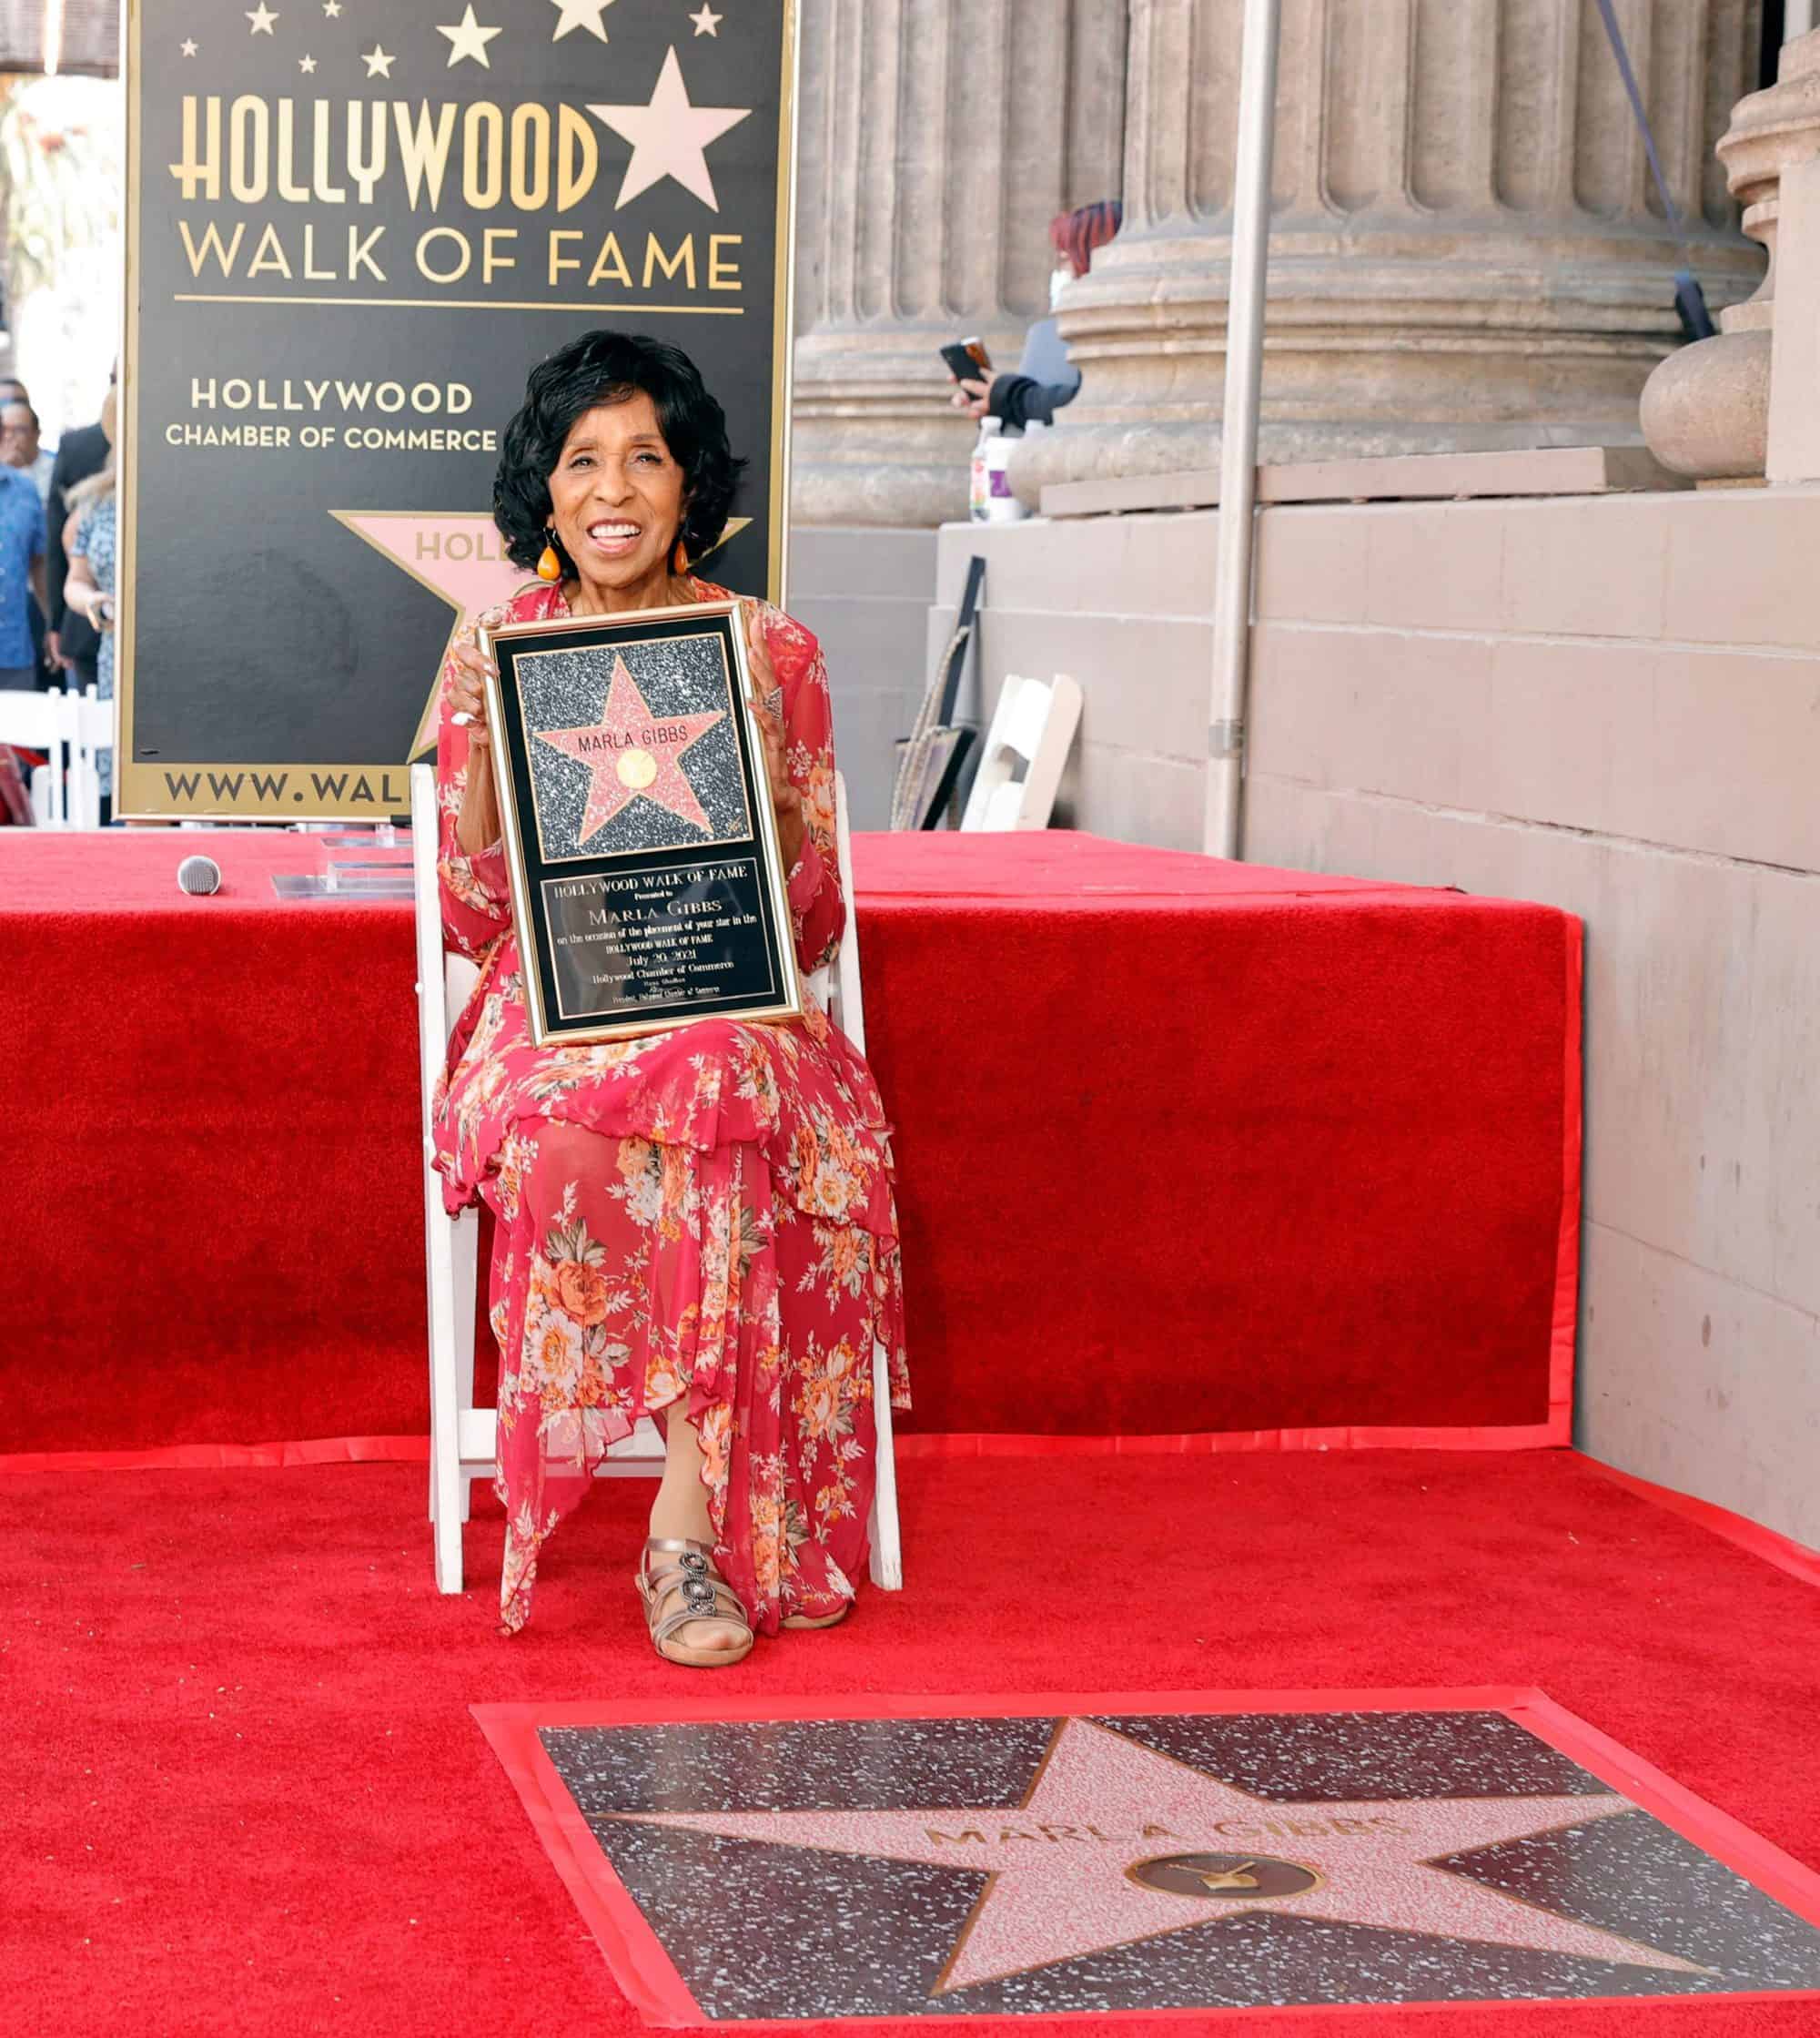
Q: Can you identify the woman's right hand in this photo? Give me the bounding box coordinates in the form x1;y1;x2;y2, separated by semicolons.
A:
448;641;494;746
450;639;504;856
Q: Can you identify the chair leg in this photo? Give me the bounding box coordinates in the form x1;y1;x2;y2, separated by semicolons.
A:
452;1209;478;1526
867;1338;904;1590
426;1197;467;1596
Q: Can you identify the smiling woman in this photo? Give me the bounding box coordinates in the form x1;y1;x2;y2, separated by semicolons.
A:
430;330;908;1667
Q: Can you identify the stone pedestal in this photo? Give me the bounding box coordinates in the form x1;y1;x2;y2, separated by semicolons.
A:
789;0;1128;527
1642;27;1820;481
1015;0;1766;501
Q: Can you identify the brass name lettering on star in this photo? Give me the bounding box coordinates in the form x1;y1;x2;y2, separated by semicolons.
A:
572;724;695;755
924;1822;1184;1847
1214;1816;1409;1840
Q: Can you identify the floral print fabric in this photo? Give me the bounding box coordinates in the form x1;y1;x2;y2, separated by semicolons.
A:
431;578;907;1637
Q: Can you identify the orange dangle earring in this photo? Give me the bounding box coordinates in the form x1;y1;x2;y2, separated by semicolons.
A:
536;526;562;583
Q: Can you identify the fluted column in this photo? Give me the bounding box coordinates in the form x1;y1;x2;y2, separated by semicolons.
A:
791;0;1128;526
1016;0;1766;497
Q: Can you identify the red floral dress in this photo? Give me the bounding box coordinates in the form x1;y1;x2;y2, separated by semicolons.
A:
431;577;908;1637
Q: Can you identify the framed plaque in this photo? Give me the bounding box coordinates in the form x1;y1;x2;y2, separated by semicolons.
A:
480;599;802;1048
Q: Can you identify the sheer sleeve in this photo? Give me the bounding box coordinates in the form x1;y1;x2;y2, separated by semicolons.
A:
434;616;513;961
764;608;845;978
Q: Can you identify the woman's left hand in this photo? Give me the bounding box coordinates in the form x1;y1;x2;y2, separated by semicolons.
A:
743;602;805;873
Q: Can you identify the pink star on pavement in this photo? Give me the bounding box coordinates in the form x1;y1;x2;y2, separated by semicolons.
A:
612;1717;1711;1996
536;654;723;845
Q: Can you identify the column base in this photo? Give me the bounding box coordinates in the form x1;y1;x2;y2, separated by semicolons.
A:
1008;216;1765;502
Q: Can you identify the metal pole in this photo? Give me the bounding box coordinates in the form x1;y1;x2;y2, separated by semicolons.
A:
1204;0;1282;859
1789;0;1815;42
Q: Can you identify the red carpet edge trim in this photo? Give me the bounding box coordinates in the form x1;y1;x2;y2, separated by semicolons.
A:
1574;1453;1820;1589
0;1423;1570;1475
1546;916;1584;1445
473;1684;1820;2027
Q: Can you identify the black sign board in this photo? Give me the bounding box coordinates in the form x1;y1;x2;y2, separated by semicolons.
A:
119;0;795;819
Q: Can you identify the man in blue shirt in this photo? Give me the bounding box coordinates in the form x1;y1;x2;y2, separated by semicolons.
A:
0;460;46;691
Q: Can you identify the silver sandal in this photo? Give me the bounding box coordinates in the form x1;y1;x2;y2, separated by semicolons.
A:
636;1537;755;1668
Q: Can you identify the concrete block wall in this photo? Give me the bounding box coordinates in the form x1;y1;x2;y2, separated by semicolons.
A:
789;526;938;830
1250;488;1820;1548
930;514;1218;850
930;488;1820;1546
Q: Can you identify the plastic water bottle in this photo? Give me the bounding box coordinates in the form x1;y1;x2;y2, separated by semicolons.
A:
969;417;1027;523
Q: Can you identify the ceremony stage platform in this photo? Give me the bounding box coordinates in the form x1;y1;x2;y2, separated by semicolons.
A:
4;826;1580;1461
12;829;1820;2037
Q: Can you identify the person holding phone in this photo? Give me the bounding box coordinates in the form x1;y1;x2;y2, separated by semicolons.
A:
62;390;117;817
947;198;1123;432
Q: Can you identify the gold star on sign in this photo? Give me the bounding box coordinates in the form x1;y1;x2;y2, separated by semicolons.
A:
362;43;394;76
180;36;197;55
298;53;317;70
589;46;751;212
550;0;613;39
246;3;278;32
437;4;502;66
689;5;722;33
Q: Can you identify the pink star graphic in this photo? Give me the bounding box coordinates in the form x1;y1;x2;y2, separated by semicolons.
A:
612;1717;1711;1996
535;654;724;846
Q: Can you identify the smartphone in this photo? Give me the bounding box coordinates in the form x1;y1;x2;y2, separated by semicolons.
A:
939;337;992;383
96;595;116;624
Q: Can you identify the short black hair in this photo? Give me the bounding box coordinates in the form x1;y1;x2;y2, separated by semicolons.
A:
493;330;745;576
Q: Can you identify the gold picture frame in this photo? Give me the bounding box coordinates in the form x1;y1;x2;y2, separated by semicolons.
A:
479;597;803;1048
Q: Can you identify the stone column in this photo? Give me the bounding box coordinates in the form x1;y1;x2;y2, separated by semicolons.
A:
1016;0;1766;497
790;0;1128;527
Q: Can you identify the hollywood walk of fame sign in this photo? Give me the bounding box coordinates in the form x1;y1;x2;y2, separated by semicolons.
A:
475;1689;1820;2023
480;598;802;1045
118;0;795;819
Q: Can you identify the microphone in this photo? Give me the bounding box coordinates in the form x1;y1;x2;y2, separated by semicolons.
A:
177;854;222;897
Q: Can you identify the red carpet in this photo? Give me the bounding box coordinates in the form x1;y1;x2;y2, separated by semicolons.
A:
4;828;1578;1455
5;1447;1817;2035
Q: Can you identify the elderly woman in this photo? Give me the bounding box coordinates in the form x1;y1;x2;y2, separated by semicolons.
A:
435;331;907;1662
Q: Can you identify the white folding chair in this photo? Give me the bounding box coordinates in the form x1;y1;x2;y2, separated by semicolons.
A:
0;687;79;826
66;688;113;829
410;761;903;1597
960;672;1083;831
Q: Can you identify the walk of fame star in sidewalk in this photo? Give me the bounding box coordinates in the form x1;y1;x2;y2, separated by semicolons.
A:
476;1688;1820;2023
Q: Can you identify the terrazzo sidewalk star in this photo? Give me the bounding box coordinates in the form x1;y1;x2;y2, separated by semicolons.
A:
616;1716;1706;1993
478;1690;1820;2023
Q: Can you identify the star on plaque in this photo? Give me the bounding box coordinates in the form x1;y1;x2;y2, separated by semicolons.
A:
617;1719;1710;1994
180;36;197;55
688;5;723;33
437;4;502;66
298;52;316;71
322;0;341;14
588;46;751;212
536;654;724;845
361;43;394;76
550;0;613;40
246;3;278;33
